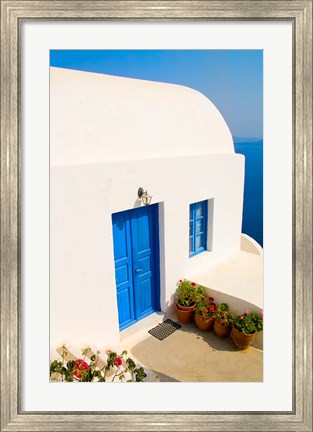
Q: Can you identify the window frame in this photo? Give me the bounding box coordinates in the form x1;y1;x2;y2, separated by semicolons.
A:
189;200;208;257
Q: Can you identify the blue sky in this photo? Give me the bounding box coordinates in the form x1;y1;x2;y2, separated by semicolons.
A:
50;50;263;139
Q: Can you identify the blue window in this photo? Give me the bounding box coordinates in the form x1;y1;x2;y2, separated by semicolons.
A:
189;200;208;257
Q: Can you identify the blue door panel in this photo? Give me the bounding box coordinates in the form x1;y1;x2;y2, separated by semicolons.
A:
115;264;129;286
112;204;159;330
137;279;154;319
112;211;136;330
130;206;156;322
137;256;151;274
137;230;150;251
112;212;128;260
116;288;133;328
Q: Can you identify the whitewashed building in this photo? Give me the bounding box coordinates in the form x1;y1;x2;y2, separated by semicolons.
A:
50;67;262;354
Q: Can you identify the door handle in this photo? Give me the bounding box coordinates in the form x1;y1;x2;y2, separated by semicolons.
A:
135;269;142;274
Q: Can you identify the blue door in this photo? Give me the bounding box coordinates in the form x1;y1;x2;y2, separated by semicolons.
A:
112;204;160;330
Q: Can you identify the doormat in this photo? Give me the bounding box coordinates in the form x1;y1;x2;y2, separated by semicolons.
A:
148;319;182;341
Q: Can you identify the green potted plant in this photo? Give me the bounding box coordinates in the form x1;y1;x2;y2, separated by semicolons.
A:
175;279;198;323
194;295;217;331
213;303;234;337
231;309;263;349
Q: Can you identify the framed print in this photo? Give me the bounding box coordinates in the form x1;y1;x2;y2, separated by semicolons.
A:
1;1;312;431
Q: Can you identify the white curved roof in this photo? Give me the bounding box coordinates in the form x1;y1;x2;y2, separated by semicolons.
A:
50;67;234;166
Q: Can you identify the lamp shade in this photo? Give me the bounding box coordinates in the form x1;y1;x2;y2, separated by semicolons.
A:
142;193;152;206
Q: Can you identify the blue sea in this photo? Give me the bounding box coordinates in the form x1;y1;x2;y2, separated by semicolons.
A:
234;139;263;248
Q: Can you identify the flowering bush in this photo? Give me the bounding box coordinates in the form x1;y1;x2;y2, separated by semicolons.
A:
176;279;198;307
72;358;90;379
233;310;263;334
50;346;147;382
214;303;235;327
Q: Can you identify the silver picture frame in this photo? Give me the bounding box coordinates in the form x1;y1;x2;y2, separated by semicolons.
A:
1;1;312;430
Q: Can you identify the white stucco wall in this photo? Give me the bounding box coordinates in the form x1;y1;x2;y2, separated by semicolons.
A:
50;154;244;352
50;67;234;166
50;67;245;353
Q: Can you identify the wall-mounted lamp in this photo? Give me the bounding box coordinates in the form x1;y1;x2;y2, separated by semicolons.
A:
138;187;152;206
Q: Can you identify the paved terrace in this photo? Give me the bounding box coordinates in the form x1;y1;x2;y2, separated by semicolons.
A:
121;311;263;382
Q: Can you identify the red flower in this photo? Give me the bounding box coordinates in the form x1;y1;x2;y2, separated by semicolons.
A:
208;297;214;302
114;357;122;367
72;359;90;379
202;309;208;315
179;279;182;283
191;282;196;287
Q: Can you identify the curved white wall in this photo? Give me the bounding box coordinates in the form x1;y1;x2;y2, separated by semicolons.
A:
50;69;244;353
50;67;234;166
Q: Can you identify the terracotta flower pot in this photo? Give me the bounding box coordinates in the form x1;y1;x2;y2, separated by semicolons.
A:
213;321;232;337
194;313;214;331
231;326;256;350
175;302;195;324
176;302;195;311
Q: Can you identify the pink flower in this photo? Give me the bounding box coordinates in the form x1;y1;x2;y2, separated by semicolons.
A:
114;357;122;367
260;311;264;318
240;316;244;320
72;359;90;379
244;309;249;314
191;282;196;287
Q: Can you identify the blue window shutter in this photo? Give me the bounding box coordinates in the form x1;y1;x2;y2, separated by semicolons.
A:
189;200;208;257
